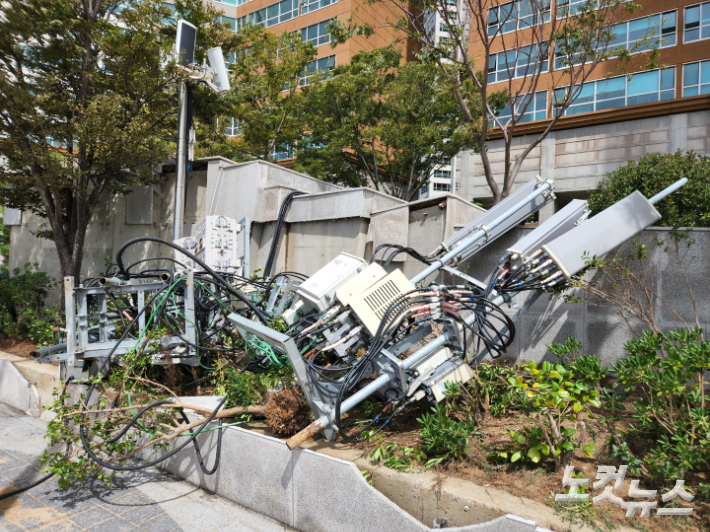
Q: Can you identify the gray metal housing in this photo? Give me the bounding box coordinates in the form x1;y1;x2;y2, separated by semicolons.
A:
543;191;661;278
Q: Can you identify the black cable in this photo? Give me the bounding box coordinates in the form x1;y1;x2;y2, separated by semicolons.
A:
0;472;55;501
263;191;305;278
114;236;269;324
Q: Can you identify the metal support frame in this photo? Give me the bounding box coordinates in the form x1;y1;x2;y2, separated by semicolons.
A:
44;276;199;380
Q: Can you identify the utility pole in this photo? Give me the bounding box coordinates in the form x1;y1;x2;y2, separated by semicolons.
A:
173;80;188;241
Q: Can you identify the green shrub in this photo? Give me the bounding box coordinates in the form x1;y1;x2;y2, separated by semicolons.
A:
501;359;601;471
418;404;480;465
612;328;710;482
588;151;710;227
474;363;527;417
547;337;607;389
0;263;56;340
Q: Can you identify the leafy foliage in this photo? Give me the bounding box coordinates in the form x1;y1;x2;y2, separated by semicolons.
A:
0;0;233;280
0;264;59;341
418;404;480;464
588;151;710;227
367;433;428;471
501;359;601;471
612;328;710;482
199;25;317;162
296;47;477;200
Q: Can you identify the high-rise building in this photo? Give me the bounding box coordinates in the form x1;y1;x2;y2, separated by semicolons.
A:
454;1;710;218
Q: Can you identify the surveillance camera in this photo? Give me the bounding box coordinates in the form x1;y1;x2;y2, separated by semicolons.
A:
207;47;231;92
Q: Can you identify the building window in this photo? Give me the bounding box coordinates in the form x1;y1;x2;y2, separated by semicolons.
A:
555;11;676;70
683;60;710;97
420;182;429;194
433;183;451;192
242;0;298;28
684;2;710;43
487;0;551;36
553;67;675;116
214;0;238;5
301;19;334;46
438;157;451;166
271;145;294;160
556;0;589;19
301;0;338;16
217;16;236;32
267;0;298;26
224;117;242;136
299;55;336;86
495;90;547;124
238;0;249;5
488;45;549;84
432;170;452;180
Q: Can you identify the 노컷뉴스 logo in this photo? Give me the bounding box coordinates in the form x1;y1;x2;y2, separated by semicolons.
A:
555;465;695;517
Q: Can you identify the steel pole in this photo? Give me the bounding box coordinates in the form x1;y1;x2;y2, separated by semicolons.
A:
173;81;188;241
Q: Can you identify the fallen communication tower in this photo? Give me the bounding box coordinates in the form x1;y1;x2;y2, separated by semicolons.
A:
31;176;686;475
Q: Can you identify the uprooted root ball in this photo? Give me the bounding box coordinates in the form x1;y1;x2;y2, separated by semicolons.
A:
265;388;312;437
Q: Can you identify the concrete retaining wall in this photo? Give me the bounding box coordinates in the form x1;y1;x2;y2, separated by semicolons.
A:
139;423;551;532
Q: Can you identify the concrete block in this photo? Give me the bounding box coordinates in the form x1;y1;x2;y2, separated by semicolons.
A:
292;448;426;532
518;307;582;363
0;358;31;414
583;316;636;366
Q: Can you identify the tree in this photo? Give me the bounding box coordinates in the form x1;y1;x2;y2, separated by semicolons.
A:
295;47;476;201
197;25;317;162
0;0;232;281
373;0;657;203
588;151;710;227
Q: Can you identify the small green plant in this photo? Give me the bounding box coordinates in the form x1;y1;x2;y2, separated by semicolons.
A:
224;367;277;408
546;337;583;364
418;404;480;465
501;360;601;471
612;327;710;483
366;431;427;471
471;363;526;418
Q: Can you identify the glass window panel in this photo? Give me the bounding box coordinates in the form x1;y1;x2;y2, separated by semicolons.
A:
701;84;710;95
660;68;674;90
684;86;699;97
627;71;659;96
628;17;651;44
701;61;710;84
662;11;676;31
596;77;625;100
703;3;710;24
595;98;625;111
686;6;700;26
684;62;699;87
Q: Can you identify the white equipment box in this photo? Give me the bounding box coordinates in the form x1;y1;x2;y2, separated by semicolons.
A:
296;253;367;312
194;215;243;275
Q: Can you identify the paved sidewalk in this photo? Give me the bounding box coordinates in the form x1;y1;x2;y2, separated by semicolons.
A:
0;403;296;532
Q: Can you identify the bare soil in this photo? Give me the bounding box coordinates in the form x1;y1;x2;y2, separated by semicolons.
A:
0;335;38;358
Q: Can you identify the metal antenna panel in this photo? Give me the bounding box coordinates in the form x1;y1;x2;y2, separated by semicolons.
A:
227;312;338;440
507;199;589;259
543;191;661;279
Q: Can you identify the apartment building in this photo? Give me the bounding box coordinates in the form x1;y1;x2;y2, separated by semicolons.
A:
455;0;710;218
418;7;460;200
